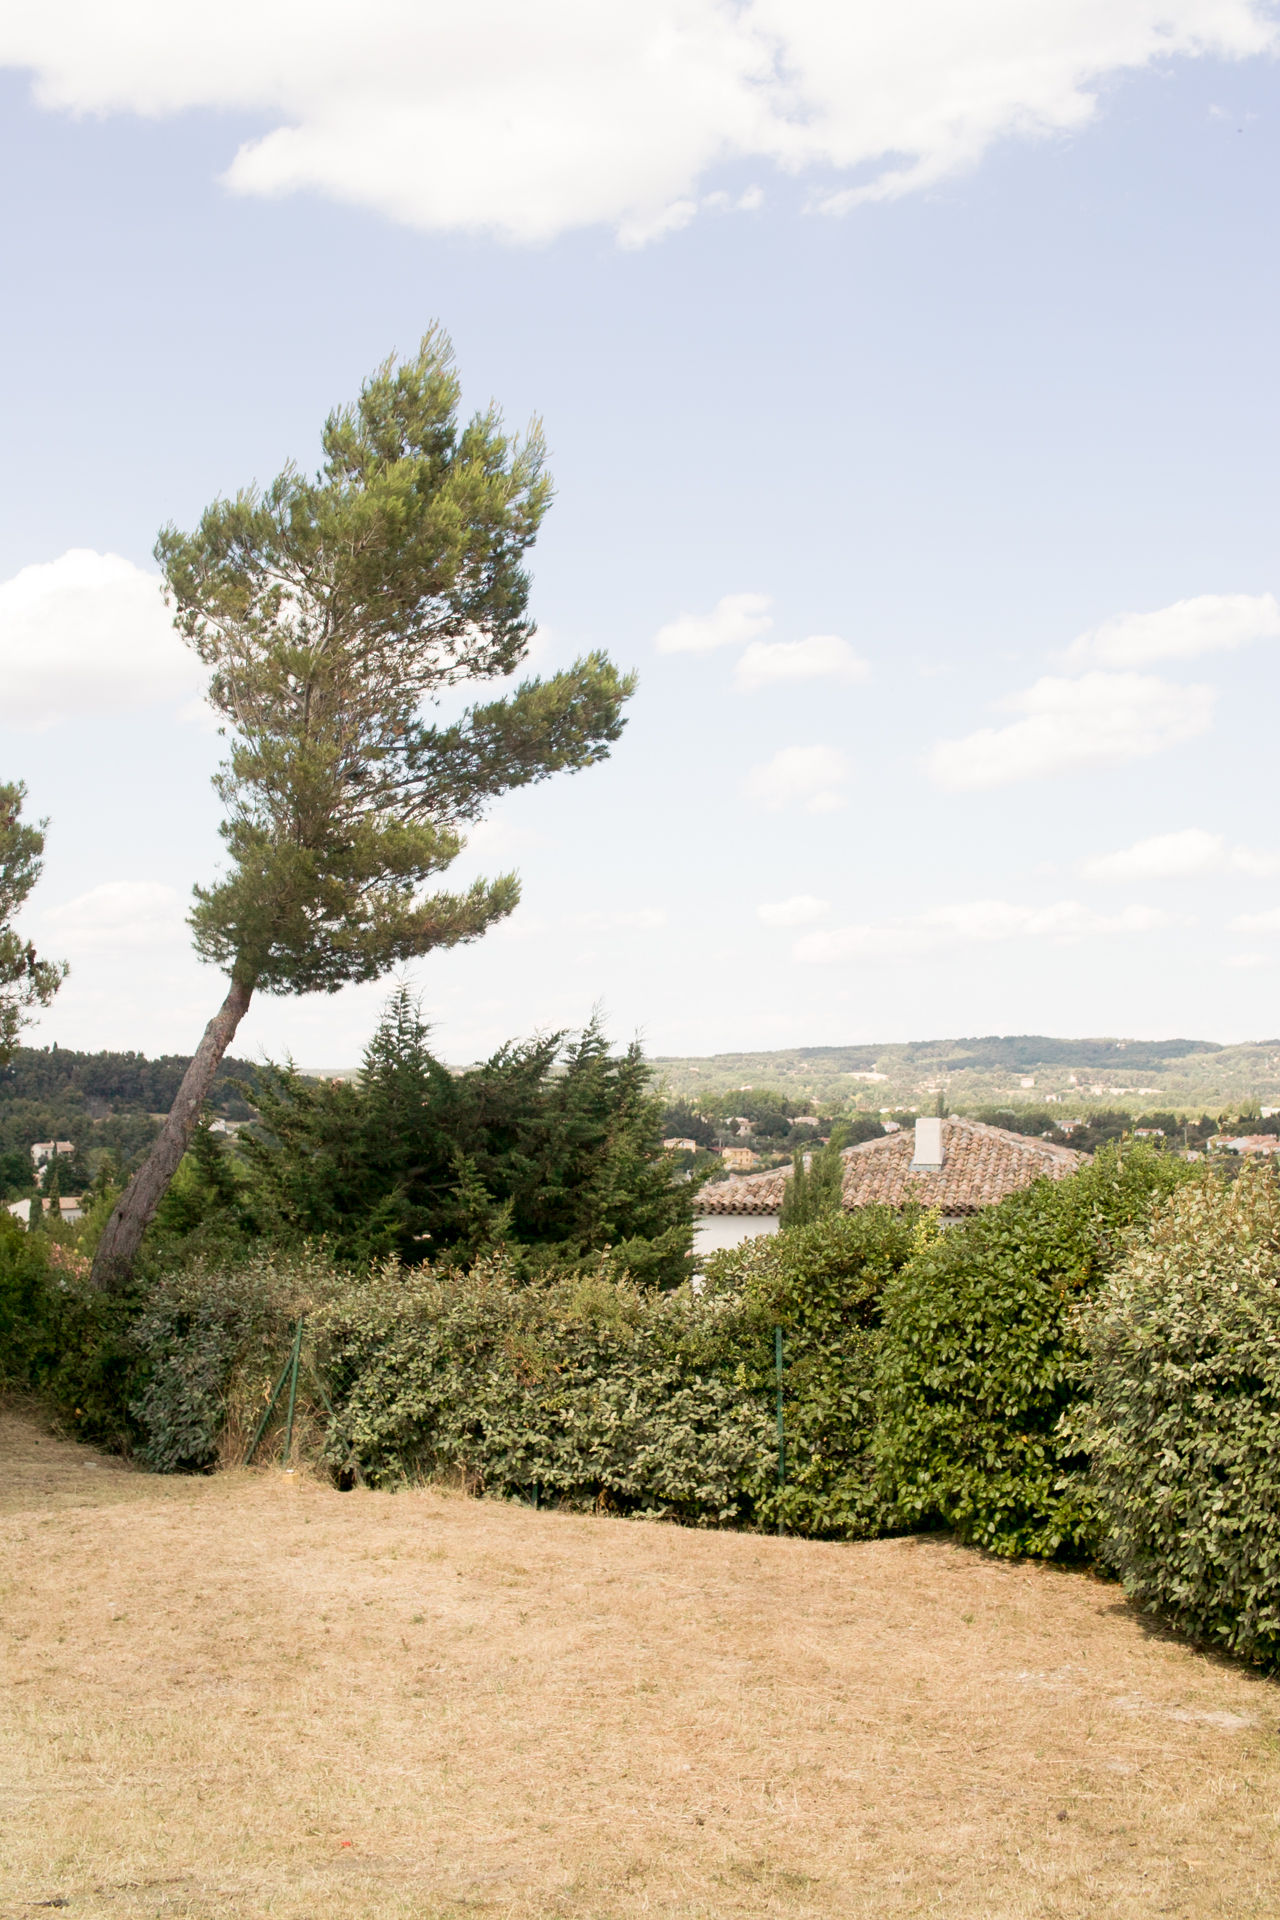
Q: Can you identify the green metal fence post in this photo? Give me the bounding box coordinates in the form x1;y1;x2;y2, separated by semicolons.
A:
775;1324;785;1537
281;1317;305;1469
244;1342;298;1467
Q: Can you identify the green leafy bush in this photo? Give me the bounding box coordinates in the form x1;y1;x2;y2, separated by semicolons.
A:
0;1211;143;1444
1072;1166;1280;1662
0;1209;53;1386
317;1256;773;1521
703;1206;926;1537
875;1145;1195;1558
18;1263;149;1449
128;1248;340;1472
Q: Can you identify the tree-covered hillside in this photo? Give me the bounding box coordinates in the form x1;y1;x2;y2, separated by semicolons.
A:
650;1035;1280;1116
0;1047;262;1198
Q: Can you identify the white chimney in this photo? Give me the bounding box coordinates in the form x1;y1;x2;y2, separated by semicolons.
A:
911;1116;944;1170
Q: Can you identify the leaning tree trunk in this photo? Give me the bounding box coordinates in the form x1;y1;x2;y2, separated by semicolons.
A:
89;974;254;1293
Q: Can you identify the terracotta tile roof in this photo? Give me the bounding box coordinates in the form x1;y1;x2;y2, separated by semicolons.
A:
693;1119;1087;1218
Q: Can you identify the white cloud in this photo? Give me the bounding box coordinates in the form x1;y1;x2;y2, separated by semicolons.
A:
574;907;668;929
1230;907;1280;933
1062;591;1280;669
494;912;551;943
1224;951;1272;969
757;894;831;927
1227;846;1279;878
619;908;667;929
41;881;188;950
735;633;870;692
1081;828;1279;881
928;671;1215;792
795;897;1174;965
461;812;552;860
745;744;852;814
0;549;204;730
0;2;1270;244
654;592;773;655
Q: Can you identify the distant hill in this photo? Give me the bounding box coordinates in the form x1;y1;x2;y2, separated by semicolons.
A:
649;1035;1280;1115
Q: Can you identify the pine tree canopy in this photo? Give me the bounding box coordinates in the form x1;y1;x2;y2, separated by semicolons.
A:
156;327;635;993
0;783;66;1065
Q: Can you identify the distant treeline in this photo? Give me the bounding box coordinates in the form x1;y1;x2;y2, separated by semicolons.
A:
1;1047;262;1116
0;1048;265;1199
893;1035;1223;1074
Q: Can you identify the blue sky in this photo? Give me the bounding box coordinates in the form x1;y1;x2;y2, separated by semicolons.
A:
2;2;1279;1065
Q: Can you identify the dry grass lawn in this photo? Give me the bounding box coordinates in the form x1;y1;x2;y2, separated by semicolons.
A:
3;1400;1280;1919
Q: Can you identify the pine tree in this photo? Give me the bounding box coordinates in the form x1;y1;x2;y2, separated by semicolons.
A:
0;783;65;1063
91;333;634;1291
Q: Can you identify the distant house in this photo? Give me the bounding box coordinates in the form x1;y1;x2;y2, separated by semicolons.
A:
1215;1134;1280;1156
30;1140;75;1167
719;1147;760;1173
693;1117;1088;1253
7;1196;86;1227
663;1137;700;1152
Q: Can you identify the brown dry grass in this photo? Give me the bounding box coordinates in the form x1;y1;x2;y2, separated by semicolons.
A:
3;1401;1280;1919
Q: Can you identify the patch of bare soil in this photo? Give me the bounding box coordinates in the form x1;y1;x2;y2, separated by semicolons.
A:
2;1406;1279;1919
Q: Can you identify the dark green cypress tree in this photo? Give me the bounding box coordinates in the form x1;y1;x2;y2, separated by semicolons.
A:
241;993;695;1284
780;1124;851;1231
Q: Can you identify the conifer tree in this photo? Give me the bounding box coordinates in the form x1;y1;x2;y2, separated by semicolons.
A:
240;988;695;1284
90;332;635;1291
780;1124;850;1231
0;783;65;1064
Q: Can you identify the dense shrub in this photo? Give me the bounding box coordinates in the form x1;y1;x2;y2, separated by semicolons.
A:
128;1249;337;1472
317;1256;773;1520
0;1210;53;1386
1072;1167;1280;1662
0;1213;143;1444
778;1126;849;1230
875;1145;1195;1558
242;992;697;1285
29;1204;921;1526
12;1261;149;1450
704;1206;926;1536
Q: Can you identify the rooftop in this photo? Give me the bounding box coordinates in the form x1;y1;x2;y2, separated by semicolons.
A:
693;1118;1087;1218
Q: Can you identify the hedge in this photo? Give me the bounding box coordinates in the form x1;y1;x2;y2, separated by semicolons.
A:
1072;1164;1280;1662
703;1206;926;1536
317;1256;774;1521
874;1144;1194;1558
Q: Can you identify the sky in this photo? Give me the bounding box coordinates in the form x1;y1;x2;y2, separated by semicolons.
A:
1;0;1279;1068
